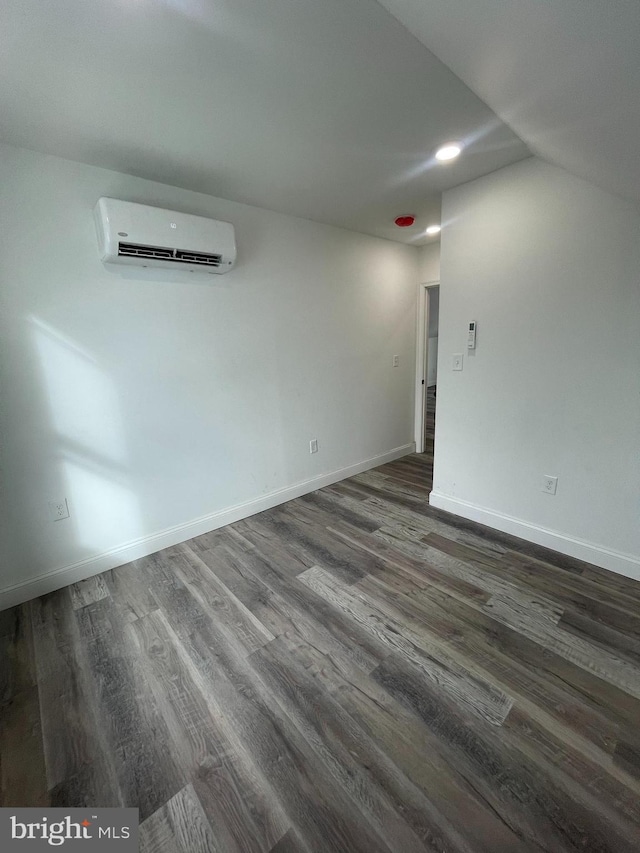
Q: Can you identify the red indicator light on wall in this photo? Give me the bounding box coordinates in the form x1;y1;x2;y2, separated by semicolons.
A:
394;215;415;227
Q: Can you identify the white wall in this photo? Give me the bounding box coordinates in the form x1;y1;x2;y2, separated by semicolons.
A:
427;286;440;337
0;143;418;606
432;157;640;579
427;338;438;387
418;242;440;283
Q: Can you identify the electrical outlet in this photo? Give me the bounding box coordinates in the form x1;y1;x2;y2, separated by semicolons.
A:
542;475;558;495
48;498;70;521
392;354;399;368
309;439;318;454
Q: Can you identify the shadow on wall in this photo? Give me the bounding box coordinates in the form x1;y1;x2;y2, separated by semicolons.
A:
27;316;142;568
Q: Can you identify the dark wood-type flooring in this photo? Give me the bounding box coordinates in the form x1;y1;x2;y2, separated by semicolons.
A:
2;453;640;852
424;384;436;458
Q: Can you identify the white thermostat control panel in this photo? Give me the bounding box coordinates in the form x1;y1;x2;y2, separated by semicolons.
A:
467;321;476;350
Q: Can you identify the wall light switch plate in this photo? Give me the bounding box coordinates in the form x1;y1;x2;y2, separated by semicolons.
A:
452;353;463;371
309;439;318;454
392;355;399;368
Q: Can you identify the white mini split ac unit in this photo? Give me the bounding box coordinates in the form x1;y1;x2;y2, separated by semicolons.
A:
94;197;236;274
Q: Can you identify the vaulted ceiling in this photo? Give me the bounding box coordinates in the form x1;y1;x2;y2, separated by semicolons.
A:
0;0;528;243
377;0;640;208
2;1;636;244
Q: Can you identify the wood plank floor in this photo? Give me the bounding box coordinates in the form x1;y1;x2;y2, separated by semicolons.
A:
2;453;640;852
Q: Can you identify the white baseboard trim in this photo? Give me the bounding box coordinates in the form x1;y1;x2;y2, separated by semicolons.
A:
429;491;640;582
1;443;415;611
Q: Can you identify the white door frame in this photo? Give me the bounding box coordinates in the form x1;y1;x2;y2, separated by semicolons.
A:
414;280;440;453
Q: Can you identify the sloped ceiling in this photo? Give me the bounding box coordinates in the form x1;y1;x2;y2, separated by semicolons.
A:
377;0;640;207
0;0;531;243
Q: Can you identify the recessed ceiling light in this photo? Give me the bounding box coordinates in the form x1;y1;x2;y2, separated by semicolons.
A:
426;224;441;235
435;142;462;162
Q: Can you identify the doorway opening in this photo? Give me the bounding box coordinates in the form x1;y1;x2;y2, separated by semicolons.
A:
413;282;440;489
424;286;439;462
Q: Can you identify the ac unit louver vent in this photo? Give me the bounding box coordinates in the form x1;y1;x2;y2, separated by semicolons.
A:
175;249;222;266
118;243;174;260
118;243;223;267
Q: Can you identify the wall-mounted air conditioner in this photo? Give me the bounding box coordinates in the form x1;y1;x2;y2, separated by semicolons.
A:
94;198;236;274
